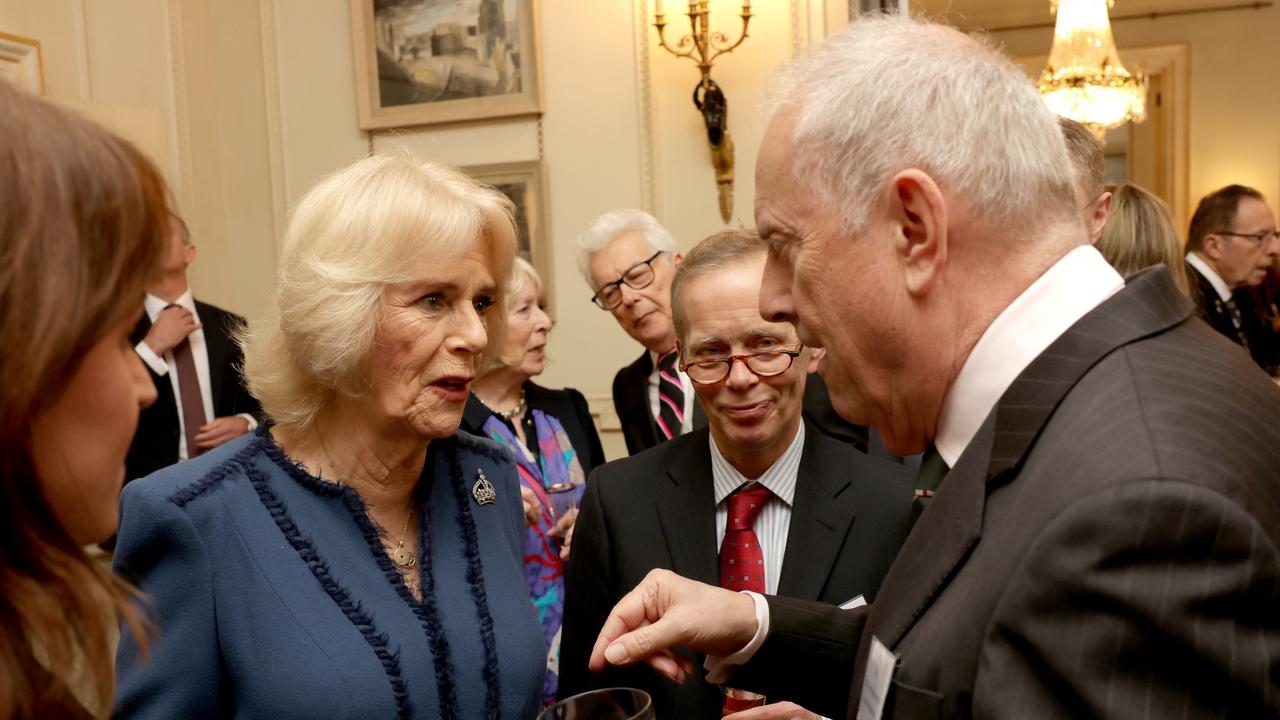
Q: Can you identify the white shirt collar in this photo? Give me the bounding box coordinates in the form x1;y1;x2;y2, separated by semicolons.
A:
144;289;195;321
934;246;1124;467
1185;252;1233;302
710;422;804;506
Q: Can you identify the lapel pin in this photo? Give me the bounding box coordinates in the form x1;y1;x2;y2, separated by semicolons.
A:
472;468;496;506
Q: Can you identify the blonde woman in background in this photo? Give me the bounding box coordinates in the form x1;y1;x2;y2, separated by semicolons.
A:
0;83;167;719
460;257;605;706
1096;183;1191;295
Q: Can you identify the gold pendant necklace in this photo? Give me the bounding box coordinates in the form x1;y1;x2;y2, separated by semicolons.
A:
391;510;416;569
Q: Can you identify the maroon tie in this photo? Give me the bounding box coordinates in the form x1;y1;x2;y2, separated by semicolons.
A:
656;350;684;440
719;483;772;593
166;305;207;458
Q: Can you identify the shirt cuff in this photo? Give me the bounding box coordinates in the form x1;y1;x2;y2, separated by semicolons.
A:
703;590;770;684
236;413;259;432
134;341;168;376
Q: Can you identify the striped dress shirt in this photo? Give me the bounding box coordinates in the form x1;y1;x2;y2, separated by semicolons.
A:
710;423;805;595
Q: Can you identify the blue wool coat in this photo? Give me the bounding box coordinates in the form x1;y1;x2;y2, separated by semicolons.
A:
113;427;546;720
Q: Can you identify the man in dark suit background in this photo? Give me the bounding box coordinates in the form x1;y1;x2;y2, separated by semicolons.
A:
560;230;912;719
577;209;871;455
583;16;1280;720
126;215;261;483
1185;184;1280;372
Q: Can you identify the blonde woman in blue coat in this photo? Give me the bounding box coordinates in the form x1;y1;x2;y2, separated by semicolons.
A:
113;154;545;720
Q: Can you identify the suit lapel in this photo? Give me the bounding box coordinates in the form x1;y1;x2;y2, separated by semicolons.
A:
859;267;1192;658
778;424;855;599
653;433;719;585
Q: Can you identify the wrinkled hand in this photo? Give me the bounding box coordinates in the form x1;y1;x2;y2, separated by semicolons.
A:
144;305;200;356
519;486;540;527
725;702;822;720
549;507;577;560
194;416;250;451
589;569;757;683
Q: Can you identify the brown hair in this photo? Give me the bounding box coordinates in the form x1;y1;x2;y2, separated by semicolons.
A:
1097;183;1191;295
1058;117;1105;204
1186;184;1266;252
0;83;168;718
671;229;767;344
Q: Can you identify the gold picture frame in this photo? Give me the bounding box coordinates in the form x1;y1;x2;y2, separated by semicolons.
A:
465;160;553;312
350;0;543;130
0;32;45;95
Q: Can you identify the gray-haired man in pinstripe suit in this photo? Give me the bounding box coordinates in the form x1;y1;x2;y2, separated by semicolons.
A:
584;15;1280;720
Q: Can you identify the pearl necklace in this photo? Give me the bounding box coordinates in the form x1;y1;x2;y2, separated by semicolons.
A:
479;391;526;421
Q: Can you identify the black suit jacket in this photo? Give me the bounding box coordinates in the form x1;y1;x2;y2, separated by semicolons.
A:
612;351;870;455
124;301;261;483
559;422;913;719
1186;260;1276;371
731;267;1280;719
459;380;607;474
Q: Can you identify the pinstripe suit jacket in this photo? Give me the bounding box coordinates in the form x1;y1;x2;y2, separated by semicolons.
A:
732;266;1280;719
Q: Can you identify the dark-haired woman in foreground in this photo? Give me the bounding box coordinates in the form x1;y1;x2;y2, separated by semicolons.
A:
0;81;168;719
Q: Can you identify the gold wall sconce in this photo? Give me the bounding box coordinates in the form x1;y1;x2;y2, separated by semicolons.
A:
653;1;754;223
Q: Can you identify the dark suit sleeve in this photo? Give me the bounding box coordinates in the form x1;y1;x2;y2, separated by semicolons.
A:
976;479;1280;719
728;597;866;718
568;388;606;471
558;467;613;698
611;370;643;456
113;483;226;719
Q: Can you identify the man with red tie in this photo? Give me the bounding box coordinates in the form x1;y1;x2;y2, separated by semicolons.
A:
124;215;261;484
578;209;871;457
559;230;912;719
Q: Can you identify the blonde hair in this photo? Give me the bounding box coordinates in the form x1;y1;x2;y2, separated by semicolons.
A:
1097;183;1191;295
479;257;545;376
0;81;165;719
242;153;517;432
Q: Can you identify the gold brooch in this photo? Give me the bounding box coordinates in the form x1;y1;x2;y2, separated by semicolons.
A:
472;468;496;506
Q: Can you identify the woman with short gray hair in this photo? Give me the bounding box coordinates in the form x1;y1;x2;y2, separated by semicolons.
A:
114;154;546;719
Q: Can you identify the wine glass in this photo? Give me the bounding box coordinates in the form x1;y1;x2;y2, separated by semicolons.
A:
537;687;654;720
545;482;578;523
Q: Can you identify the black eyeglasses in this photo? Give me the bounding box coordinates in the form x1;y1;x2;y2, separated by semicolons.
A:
680;346;804;385
1212;229;1280;244
590;251;665;310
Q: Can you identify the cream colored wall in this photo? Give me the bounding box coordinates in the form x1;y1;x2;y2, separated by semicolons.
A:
266;0;829;460
990;4;1280;228
0;0;277;318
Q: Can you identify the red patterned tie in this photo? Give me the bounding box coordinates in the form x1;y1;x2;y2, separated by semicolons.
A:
656;349;685;440
718;483;772;593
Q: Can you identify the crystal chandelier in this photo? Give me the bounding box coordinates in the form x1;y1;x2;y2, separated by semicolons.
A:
1037;0;1147;139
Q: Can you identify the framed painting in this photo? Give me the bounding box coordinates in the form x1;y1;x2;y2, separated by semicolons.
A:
0;32;44;94
465;160;553;311
351;0;542;129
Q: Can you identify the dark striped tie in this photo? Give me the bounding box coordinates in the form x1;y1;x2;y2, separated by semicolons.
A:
656;350;685;440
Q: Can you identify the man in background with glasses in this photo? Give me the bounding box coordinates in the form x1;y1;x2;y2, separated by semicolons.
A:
1185;184;1280;372
560;229;912;720
577;209;702;455
578;209;873;456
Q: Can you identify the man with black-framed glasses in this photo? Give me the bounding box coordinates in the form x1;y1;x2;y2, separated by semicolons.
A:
560;229;912;719
1185;184;1280;371
577;209;703;455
